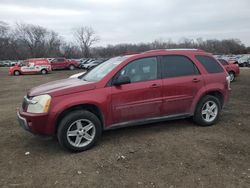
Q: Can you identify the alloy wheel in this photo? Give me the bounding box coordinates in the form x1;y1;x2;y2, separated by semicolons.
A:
201;101;218;123
66;119;96;148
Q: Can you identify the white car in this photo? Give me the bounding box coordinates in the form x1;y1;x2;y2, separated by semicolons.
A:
69;71;86;78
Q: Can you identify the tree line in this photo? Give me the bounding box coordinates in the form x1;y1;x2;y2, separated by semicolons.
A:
0;21;249;60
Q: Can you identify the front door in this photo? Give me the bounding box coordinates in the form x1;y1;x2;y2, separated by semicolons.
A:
111;57;162;124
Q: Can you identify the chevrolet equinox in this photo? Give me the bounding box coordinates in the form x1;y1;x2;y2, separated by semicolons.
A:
17;49;230;152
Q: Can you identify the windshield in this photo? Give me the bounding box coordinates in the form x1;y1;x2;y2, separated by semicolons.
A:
82;56;129;82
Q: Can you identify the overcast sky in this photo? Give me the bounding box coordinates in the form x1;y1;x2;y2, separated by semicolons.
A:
0;0;250;46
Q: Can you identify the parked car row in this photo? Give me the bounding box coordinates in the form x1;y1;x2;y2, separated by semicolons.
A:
214;54;250;67
5;57;109;76
8;57;82;76
0;60;21;67
79;58;109;70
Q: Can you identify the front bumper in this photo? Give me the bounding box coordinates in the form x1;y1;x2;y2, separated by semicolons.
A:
17;108;54;136
17;111;30;132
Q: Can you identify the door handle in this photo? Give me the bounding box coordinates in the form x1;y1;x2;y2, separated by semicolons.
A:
150;83;161;88
192;78;200;83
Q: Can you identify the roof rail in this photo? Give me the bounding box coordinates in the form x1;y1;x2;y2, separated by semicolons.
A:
144;48;204;53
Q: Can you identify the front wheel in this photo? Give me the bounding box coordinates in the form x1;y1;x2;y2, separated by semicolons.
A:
193;95;221;126
41;69;48;75
57;110;102;152
69;65;75;70
14;70;20;76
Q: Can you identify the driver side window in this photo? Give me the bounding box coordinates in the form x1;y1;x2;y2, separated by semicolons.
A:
119;57;158;83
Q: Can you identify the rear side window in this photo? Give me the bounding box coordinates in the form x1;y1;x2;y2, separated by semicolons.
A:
161;55;199;78
196;56;224;73
218;59;228;65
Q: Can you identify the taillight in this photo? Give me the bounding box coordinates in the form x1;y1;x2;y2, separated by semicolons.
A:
226;75;231;90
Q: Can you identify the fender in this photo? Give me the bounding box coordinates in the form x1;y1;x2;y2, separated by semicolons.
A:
47;87;112;134
190;83;225;114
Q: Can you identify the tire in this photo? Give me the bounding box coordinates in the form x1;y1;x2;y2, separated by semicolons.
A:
228;71;235;82
14;70;20;76
193;95;221;126
69;65;75;70
57;110;102;152
41;69;47;75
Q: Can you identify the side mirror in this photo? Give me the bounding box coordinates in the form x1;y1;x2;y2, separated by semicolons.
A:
113;75;131;86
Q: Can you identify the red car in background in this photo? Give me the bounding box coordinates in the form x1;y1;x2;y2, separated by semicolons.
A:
218;59;240;82
9;58;51;76
50;58;80;70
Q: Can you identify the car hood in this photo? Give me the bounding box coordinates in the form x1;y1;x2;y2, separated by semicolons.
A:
28;78;96;97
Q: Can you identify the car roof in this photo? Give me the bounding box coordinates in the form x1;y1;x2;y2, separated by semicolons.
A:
119;49;208;61
142;48;205;54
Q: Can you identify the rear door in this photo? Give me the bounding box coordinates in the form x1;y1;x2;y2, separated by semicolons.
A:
51;58;65;69
161;55;204;115
111;57;162;124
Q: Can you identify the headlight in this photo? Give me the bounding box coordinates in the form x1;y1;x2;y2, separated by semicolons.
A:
27;94;51;113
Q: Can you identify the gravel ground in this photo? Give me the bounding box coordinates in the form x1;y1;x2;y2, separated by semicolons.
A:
0;67;250;188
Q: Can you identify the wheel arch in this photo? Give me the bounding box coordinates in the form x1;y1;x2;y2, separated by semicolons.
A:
197;90;224;110
68;64;75;69
41;68;48;73
55;103;104;134
14;69;21;75
228;70;235;75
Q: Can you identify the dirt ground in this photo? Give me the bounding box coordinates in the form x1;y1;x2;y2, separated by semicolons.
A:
0;67;249;188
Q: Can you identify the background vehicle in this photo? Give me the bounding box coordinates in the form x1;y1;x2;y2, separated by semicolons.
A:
83;60;104;70
50;58;80;70
237;55;250;67
79;59;95;69
218;59;240;81
17;49;230;152
0;60;17;67
69;71;86;78
9;58;51;76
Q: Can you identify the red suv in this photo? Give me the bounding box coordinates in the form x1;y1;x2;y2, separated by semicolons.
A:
218;59;240;82
17;49;230;152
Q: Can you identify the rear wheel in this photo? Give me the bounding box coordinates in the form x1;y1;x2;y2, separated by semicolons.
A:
69;65;75;70
229;71;235;82
41;69;48;75
57;110;102;152
14;70;20;76
193;95;221;126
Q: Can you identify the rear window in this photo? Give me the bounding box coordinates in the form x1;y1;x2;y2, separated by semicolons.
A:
196;55;224;73
162;55;199;78
218;59;228;65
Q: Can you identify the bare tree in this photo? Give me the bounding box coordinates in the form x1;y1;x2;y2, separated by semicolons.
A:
0;21;13;60
73;26;99;57
13;23;62;58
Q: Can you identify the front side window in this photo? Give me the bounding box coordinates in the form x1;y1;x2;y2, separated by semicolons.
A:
51;58;64;63
162;55;199;78
118;57;158;83
196;55;224;73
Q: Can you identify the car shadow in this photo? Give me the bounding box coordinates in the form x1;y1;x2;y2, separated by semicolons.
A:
22;118;197;154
